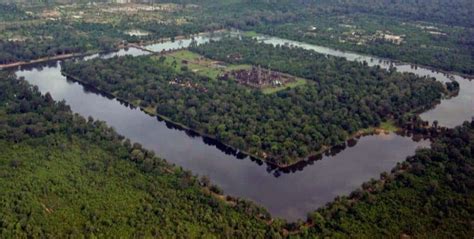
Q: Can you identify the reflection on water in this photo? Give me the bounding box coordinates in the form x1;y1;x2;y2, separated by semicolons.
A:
11;32;471;221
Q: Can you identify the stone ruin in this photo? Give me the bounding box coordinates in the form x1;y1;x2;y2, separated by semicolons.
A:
220;66;296;88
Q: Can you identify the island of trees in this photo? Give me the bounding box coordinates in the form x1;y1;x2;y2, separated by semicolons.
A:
61;37;453;165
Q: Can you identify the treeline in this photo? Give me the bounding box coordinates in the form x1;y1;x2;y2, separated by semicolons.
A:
172;0;474;75
62;38;449;164
196;0;305;30
203;0;473;28
252;14;474;75
1;70;472;238
0;72;280;238
166;0;474;75
316;0;474;28
3;0;471;75
294;121;474;238
0;20;209;65
0;21;122;65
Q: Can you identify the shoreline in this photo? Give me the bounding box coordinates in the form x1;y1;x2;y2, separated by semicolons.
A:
63;72;424;170
0;53;85;70
62;73;274;164
131;28;227;46
249;30;474;80
3;28;473;80
5;28;459;169
0;29;227;71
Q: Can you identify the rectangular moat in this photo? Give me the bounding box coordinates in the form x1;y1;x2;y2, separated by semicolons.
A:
13;32;474;221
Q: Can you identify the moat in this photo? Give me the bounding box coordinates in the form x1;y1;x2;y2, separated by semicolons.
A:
13;31;473;221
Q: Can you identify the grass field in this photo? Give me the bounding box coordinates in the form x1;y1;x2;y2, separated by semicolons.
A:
358;120;399;135
243;31;259;37
379;120;399;132
159;50;251;79
157;50;307;93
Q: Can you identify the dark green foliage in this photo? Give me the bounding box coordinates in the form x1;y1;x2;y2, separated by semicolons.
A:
0;63;472;238
2;0;472;75
62;39;447;164
0;21;120;64
0;3;31;21
1;1;472;237
253;14;474;75
178;0;474;74
156;0;474;74
317;0;474;28
0;72;276;238
298;122;474;238
0;21;210;65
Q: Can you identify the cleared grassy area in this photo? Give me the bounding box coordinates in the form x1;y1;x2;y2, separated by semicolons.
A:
261;78;307;94
379;120;398;132
358;120;399;135
157;50;307;94
169;50;201;61
243;31;259;37
156;50;250;79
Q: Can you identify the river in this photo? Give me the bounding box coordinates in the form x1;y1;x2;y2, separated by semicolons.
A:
13;31;472;221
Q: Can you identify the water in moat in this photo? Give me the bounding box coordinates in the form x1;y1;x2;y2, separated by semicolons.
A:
13;32;472;221
255;34;474;127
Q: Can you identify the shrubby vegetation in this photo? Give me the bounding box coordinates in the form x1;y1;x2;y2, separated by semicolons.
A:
62;38;449;164
0;72;279;238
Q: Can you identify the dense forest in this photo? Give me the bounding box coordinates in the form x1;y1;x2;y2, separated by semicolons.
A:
178;0;474;75
252;14;474;75
1;0;472;75
298;121;474;238
0;72;280;238
0;20;211;65
62;38;451;164
1;0;473;237
164;0;474;74
317;0;474;28
1;71;472;237
0;22;120;64
199;0;474;28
